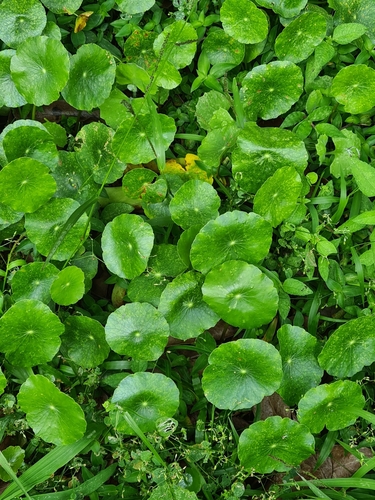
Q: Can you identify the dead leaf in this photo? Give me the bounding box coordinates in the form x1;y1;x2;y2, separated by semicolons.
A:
74;11;94;33
254;393;292;421
273;445;373;484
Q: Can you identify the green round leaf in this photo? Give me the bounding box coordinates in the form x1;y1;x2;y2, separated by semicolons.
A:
41;0;83;15
62;316;110;368
331;65;375;114
0;203;23;231
318;315;375;378
105;302;169;361
190;211;272;274
0;50;27;107
0;299;64;367
257;0;307;17
11;36;69;106
0;446;25;482
101;203;134;225
154;21;197;70
202;29;245;66
202;339;282;410
275;13;327;63
202;261;278;329
239;416;314;473
333;23;368;44
0;0;46;49
62;44;116;111
42;121;67;148
122;168;157;200
0;158;56;213
148;244;187;277
241;61;303;120
25;198;89;261
177;225;201;268
50;266;85;306
18;375;86;445
124;28;157;72
42;20;62;40
74;123;125;184
220;0;268;44
99;88;130;130
102;214;154;280
170;180;221;230
127;273;169;308
3;126;58;170
112;110;176;164
253;166;303;227
158;271;220;340
197;109;239;168
277;325;323;406
298;380;365;433
329;0;375;44
52;151;99;204
0;120;48;168
109;372;180;434
143;178;167;204
12;262;59;304
232;123;307;195
117;0;155;13
196;91;231;131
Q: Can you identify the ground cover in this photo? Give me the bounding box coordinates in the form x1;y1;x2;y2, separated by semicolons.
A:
1;0;375;498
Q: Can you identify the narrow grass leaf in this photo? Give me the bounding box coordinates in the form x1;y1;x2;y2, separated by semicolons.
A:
0;432;99;499
29;464;117;500
0;452;31;500
44;196;97;266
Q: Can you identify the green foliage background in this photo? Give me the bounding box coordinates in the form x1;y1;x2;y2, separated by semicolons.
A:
1;0;375;498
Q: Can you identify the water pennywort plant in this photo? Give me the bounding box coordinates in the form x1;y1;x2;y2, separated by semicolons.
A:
2;0;375;498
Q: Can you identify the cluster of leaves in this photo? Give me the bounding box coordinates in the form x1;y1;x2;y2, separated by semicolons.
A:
2;0;375;498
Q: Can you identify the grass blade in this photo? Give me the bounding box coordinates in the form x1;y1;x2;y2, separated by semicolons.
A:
29;463;117;500
314;430;338;471
283;478;375;490
43;196;98;266
353;455;375;479
0;452;31;500
0;431;100;499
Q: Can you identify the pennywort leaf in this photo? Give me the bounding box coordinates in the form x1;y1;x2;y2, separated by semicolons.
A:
0;158;56;213
331;65;375;114
102;214;154;280
0;0;46;48
11;36;69;106
202;339;282;410
0;300;64;367
190;211;272;274
105;302;169;361
18;375;86;445
202;260;279;328
108;372;180;434
275;12;327;63
240;61;303;121
158;271;220;340
220;0;268;44
62;44;116;111
318;315;375;378
298;380;365;433
239;417;315;473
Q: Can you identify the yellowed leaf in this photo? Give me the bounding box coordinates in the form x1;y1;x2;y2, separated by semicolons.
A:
164;155;213;183
74;11;94;33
